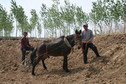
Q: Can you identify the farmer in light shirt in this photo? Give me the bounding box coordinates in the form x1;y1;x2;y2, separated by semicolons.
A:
81;24;100;64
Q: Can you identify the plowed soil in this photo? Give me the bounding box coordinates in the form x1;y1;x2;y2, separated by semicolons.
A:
0;34;126;84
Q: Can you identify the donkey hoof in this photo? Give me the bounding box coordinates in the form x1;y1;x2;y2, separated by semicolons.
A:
65;70;70;72
32;73;35;76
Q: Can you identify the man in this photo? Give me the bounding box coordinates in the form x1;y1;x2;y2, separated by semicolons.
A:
21;32;34;65
81;24;100;64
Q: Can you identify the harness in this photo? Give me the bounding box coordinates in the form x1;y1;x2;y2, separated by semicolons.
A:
64;37;74;54
64;38;72;48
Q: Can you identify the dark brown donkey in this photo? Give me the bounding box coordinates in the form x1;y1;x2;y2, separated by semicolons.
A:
30;30;81;75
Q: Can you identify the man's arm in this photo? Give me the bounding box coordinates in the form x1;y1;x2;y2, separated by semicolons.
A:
88;30;94;42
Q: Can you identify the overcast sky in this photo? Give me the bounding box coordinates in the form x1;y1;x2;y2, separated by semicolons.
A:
0;0;97;17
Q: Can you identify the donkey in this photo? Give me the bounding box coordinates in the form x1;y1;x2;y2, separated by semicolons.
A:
30;30;81;75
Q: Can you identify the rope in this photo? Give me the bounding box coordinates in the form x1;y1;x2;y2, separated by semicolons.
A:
82;41;89;54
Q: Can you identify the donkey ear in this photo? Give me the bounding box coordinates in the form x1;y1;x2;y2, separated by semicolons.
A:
79;30;82;34
75;29;78;34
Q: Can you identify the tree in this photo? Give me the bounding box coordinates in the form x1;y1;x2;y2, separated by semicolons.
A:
60;0;76;35
11;0;29;35
36;21;41;38
109;0;122;32
120;0;126;32
90;0;106;34
40;0;89;37
0;4;13;37
40;4;48;38
29;9;39;37
90;0;126;34
75;6;89;30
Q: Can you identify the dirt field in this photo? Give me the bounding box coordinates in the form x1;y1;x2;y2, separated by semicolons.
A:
0;34;126;84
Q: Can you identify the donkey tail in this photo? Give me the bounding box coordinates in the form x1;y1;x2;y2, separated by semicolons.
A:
30;48;37;65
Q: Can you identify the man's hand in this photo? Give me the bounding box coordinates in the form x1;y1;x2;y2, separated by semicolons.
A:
23;48;26;51
82;41;90;44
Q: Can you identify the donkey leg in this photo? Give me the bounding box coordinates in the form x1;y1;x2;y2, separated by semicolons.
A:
32;64;36;76
63;55;69;72
42;60;47;70
32;57;41;75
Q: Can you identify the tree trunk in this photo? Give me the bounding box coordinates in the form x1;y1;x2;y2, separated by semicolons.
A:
15;21;18;37
98;23;102;34
123;19;126;33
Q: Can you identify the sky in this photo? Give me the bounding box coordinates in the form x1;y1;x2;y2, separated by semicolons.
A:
0;0;97;18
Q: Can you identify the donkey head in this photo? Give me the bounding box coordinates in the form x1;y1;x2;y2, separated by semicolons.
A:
75;29;82;49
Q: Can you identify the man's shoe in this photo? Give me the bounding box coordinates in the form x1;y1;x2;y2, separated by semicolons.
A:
84;62;88;64
97;55;101;57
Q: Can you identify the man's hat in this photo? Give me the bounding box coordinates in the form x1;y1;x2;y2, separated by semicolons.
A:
23;32;27;35
83;24;88;27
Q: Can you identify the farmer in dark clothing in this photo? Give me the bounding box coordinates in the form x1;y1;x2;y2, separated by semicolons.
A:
81;24;100;64
21;32;34;65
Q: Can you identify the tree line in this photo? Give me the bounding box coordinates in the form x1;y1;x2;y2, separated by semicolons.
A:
0;0;126;38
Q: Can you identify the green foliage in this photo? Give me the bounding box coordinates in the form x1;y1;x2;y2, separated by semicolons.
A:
11;0;29;33
1;0;125;37
40;0;89;37
121;0;126;22
0;4;13;37
75;6;89;26
29;9;38;32
37;21;41;37
90;0;126;34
